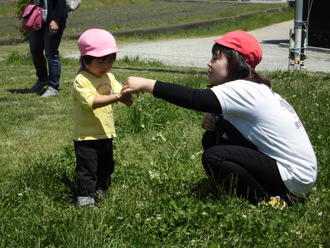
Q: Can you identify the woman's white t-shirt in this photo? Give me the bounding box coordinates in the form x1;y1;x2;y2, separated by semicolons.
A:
211;80;317;197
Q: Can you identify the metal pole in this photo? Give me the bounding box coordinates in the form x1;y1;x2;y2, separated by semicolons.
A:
293;0;304;70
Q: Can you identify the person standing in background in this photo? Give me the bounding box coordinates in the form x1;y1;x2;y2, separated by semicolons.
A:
29;0;68;97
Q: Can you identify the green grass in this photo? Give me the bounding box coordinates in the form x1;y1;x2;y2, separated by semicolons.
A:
0;53;329;247
116;7;293;42
0;1;289;40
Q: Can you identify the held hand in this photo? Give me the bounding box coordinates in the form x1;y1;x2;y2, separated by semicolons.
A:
122;76;156;94
49;20;59;35
202;113;216;131
118;92;133;106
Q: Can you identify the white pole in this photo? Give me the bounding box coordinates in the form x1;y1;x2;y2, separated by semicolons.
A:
293;0;304;70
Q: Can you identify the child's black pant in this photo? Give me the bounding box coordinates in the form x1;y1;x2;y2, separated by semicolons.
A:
74;139;114;197
202;131;289;203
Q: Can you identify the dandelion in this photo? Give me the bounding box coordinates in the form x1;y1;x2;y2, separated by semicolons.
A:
267;196;287;209
135;213;141;219
141;124;145;129
190;155;195;160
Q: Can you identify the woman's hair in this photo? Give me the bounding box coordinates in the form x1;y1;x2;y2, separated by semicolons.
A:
212;43;271;87
78;53;117;73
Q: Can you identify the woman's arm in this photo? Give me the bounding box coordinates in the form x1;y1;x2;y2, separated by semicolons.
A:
123;76;222;114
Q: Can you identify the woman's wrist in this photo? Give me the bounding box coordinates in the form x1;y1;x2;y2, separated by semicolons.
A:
142;79;156;92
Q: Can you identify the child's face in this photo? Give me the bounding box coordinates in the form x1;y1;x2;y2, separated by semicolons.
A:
207;52;229;86
86;54;116;77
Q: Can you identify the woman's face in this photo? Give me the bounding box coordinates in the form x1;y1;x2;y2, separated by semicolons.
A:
207;52;229;86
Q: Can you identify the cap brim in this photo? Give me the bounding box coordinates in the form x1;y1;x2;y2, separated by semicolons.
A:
84;47;119;57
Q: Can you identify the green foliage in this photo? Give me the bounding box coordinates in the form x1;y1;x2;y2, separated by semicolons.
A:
15;0;30;18
0;56;329;247
1;1;292;41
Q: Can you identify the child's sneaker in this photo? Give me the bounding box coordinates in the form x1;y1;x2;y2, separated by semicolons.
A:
30;80;48;93
77;196;96;207
41;86;59;97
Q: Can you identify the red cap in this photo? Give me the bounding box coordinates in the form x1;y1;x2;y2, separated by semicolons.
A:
214;30;262;68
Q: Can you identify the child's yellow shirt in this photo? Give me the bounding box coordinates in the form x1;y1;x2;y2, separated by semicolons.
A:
71;71;122;141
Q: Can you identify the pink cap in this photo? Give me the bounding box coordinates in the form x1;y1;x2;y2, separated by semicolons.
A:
78;29;119;57
214;30;262;68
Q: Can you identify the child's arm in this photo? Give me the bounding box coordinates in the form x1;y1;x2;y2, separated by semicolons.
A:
93;93;133;109
92;94;121;109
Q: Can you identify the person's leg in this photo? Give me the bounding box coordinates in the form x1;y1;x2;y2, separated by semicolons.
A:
202;131;217;150
96;139;115;197
74;140;98;198
43;24;65;94
202;145;289;203
29;28;48;92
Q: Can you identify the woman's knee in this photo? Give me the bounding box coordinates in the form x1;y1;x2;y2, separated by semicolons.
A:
202;147;226;176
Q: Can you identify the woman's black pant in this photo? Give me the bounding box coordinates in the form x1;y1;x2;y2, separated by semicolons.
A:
74;139;114;197
202;131;289;203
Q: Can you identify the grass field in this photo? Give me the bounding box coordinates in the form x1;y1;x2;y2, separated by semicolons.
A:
0;1;328;247
0;1;285;40
0;52;329;247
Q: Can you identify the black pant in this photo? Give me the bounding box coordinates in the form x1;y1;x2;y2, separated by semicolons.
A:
202;131;289;203
74;139;114;197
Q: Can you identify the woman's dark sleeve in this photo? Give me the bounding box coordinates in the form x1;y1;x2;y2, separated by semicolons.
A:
153;80;222;114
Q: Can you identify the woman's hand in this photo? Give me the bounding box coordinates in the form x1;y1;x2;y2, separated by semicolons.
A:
202;113;216;131
122;76;156;94
49;20;59;35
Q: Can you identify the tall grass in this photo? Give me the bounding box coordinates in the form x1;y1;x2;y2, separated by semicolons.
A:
0;54;329;247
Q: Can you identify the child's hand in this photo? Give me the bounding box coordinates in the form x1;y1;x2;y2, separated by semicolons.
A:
119;92;133;106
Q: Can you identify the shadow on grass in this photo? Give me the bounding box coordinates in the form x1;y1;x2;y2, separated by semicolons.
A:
191;177;220;201
261;39;289;45
114;66;206;75
56;173;77;204
7;88;34;94
7;88;47;95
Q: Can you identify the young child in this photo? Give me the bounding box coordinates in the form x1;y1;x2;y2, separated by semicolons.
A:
72;29;132;207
